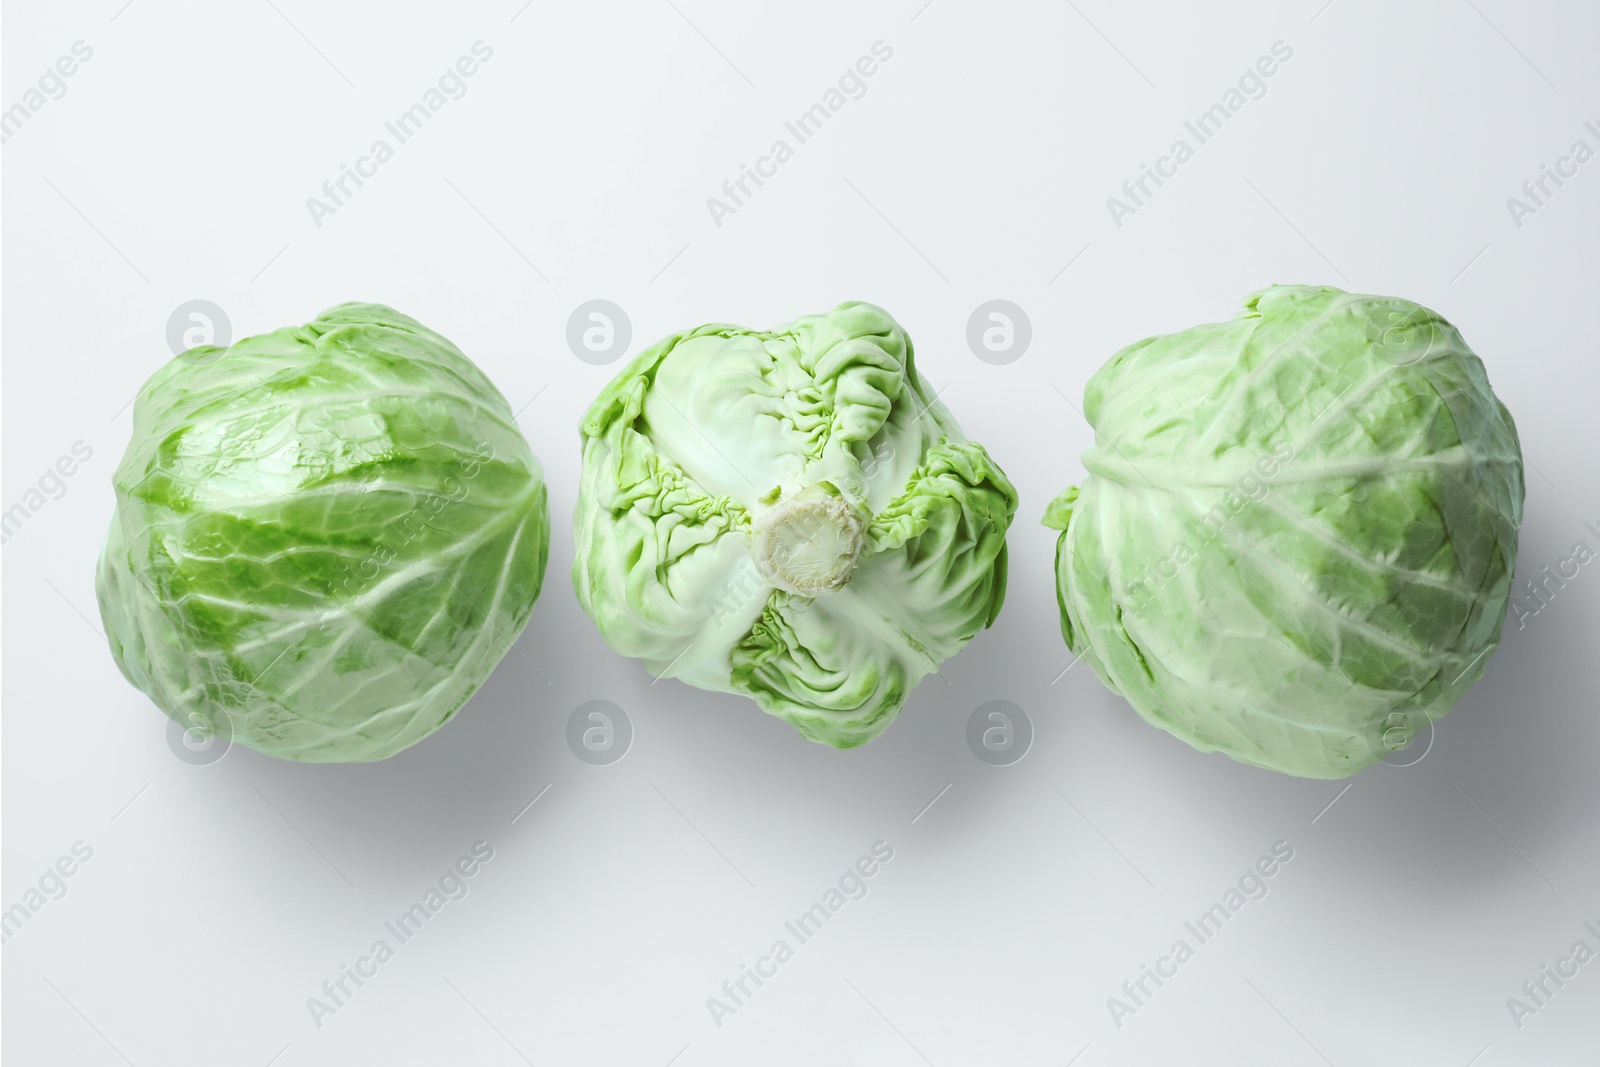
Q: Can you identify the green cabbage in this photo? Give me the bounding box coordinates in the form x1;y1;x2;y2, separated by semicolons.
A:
96;303;548;762
574;302;1017;747
1044;285;1524;778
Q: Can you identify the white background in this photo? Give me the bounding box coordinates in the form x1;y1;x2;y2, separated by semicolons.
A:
4;1;1598;1064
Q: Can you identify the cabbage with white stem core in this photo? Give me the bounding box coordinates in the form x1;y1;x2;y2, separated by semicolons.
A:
96;303;548;762
1044;285;1524;778
574;302;1017;748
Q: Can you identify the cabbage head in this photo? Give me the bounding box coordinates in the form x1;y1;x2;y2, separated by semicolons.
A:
1044;286;1523;778
574;301;1017;748
96;303;548;762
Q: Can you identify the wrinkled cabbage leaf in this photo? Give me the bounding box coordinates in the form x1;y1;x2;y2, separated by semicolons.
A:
575;302;1016;747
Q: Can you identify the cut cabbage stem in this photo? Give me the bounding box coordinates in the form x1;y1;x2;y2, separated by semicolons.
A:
753;487;866;598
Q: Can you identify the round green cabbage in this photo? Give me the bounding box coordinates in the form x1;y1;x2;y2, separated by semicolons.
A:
1044;286;1524;778
574;301;1017;748
96;303;548;762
